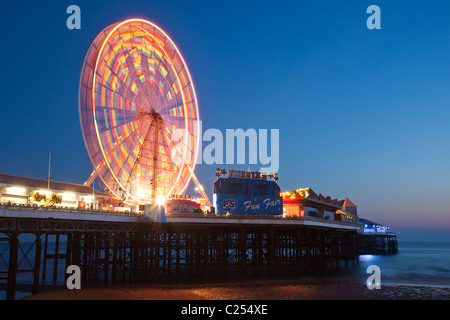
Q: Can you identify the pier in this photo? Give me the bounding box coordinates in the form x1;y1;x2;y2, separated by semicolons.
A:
0;205;360;300
358;233;399;255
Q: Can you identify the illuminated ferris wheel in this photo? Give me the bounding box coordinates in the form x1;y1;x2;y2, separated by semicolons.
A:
79;19;210;206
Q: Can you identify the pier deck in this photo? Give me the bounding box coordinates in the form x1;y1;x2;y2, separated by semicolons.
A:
0;206;361;300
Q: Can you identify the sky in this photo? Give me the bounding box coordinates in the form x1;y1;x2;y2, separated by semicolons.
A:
0;0;449;241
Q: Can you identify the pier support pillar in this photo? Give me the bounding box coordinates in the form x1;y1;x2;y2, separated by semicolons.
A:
32;234;42;295
6;234;19;300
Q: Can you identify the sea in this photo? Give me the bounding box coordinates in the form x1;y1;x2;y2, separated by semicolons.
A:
1;240;450;300
330;241;450;288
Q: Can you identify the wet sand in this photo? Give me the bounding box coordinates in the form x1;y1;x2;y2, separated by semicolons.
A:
22;278;450;300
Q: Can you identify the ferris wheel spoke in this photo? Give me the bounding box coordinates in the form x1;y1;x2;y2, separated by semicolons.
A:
164;112;199;121
140;54;156;84
96;109;140;132
103;126;138;158
97;53;131;93
141;36;159;80
160;114;187;129
123;50;145;92
95;104;138;113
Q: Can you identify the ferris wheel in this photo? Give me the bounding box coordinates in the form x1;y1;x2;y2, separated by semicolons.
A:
79;19;210;206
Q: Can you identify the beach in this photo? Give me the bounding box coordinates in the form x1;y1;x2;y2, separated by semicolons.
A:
22;278;450;300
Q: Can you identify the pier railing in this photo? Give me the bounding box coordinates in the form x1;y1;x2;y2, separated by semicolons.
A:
167;212;363;230
1;202;363;231
0;202;142;217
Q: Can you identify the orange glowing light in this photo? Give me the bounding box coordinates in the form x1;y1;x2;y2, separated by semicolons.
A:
280;188;310;200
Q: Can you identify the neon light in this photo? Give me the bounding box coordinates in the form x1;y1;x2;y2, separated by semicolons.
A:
280;188;310;200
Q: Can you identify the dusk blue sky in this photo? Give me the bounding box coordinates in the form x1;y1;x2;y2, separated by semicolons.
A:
1;1;449;241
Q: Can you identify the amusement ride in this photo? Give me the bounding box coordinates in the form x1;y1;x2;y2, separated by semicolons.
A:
79;19;210;207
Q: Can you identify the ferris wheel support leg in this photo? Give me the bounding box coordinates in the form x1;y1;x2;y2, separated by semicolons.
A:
84;169;99;186
84;157;109;186
185;163;212;208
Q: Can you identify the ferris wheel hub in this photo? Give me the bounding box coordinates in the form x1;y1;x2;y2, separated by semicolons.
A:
136;111;163;121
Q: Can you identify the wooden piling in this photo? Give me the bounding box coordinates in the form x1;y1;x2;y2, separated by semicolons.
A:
6;234;18;300
32;234;42;295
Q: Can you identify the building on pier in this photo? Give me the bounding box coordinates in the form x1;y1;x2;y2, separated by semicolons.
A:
335;198;358;223
281;188;359;222
0;172;108;209
213;169;283;215
358;217;391;233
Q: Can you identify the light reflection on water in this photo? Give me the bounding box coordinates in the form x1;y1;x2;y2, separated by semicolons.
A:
358;254;377;262
340;242;450;287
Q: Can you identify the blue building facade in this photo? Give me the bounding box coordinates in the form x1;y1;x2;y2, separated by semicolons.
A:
213;170;282;215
